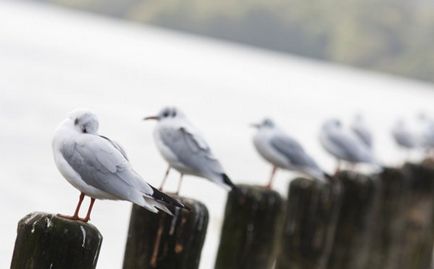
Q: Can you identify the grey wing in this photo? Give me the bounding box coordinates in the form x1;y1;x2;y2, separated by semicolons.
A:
328;131;370;162
422;124;434;147
270;135;321;170
61;136;152;202
394;130;416;148
99;135;129;160
159;127;225;175
352;125;372;148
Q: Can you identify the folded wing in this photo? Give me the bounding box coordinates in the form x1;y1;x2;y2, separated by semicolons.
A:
271;135;322;171
61;135;182;214
159;126;225;176
327;130;373;163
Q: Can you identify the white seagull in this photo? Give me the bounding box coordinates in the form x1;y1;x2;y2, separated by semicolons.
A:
320;118;377;171
52;109;183;222
417;114;434;153
144;107;236;194
392;118;421;151
351;114;373;149
252;118;328;188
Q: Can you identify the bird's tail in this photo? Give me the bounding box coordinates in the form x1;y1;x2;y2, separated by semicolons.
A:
367;157;386;172
221;173;236;188
142;187;184;215
218;173;240;193
323;172;334;181
304;167;330;182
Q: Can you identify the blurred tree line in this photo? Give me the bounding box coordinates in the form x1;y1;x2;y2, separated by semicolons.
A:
34;0;434;82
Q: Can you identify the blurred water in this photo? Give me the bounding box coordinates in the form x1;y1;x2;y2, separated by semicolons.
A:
1;1;434;268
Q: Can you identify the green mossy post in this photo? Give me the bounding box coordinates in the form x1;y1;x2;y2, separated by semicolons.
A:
122;196;208;269
215;184;285;269
275;178;342;269
388;163;434;269
11;212;103;269
365;167;410;269
326;171;381;269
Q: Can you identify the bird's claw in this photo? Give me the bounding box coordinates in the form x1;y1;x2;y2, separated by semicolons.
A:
56;213;90;223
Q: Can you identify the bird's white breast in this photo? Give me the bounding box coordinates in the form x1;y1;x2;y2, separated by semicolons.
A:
319;129;341;159
52;124;117;199
253;130;290;169
153;120;193;174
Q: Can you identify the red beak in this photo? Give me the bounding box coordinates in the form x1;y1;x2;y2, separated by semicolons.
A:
143;116;159;121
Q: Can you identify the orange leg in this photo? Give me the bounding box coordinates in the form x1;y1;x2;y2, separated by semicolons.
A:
83;198;96;223
58;192;85;221
176;173;184;195
266;166;277;189
334;160;341;175
159;166;171;191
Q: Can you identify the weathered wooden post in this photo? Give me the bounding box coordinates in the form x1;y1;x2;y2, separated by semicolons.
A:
215;184;285;269
123;196;208;269
326;171;381;269
11;212;103;269
387;163;434;269
364;167;410;269
275;178;342;269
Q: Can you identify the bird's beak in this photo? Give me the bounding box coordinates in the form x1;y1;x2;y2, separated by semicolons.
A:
250;123;260;129
143;116;159;121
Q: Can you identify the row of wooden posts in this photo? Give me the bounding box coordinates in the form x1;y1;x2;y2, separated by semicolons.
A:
10;162;434;269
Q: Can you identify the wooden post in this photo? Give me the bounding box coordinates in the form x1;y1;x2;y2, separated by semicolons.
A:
122;196;208;269
364;167;410;269
326;171;381;269
214;184;285;269
275;178;342;269
11;212;103;269
387;163;434;269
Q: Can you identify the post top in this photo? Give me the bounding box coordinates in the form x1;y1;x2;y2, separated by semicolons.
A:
18;212;102;239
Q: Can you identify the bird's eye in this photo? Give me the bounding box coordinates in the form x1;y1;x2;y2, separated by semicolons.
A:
163;111;169;117
172;111;177;117
74;118;79;125
82;127;87;133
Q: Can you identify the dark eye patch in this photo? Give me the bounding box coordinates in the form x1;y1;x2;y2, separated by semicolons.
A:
74;118;79;125
172;110;177;117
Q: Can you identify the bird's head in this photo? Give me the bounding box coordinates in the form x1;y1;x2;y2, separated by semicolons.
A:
68;109;99;134
323;118;342;129
251;118;276;130
143;106;184;122
354;113;363;122
394;118;405;127
417;111;431;122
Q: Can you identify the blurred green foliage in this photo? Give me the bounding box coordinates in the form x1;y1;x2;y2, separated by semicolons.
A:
35;0;434;82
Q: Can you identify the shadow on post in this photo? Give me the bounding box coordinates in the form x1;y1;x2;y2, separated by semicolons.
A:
11;212;103;269
275;178;342;269
123;196;208;269
387;163;434;269
364;167;410;269
215;184;284;269
326;171;381;269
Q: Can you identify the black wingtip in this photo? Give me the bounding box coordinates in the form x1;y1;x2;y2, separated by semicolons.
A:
324;172;334;181
150;186;184;209
221;173;240;192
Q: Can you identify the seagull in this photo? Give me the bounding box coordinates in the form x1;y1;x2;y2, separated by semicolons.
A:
351;114;373;149
320;118;377;171
392;118;421;151
251;118;328;188
143;107;236;194
417;114;434;153
52;109;184;222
